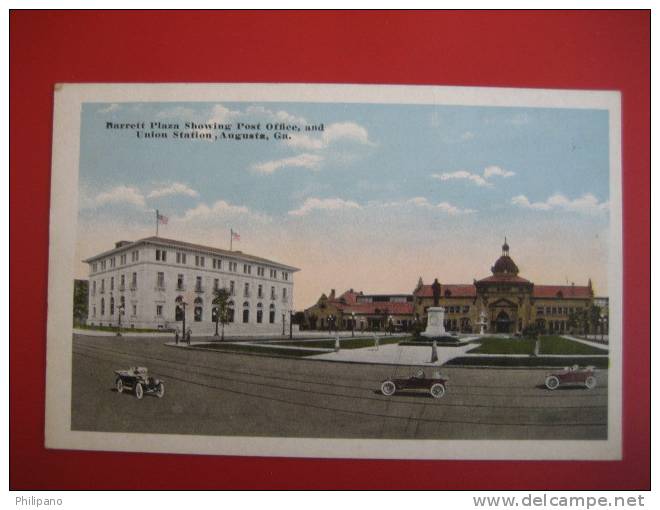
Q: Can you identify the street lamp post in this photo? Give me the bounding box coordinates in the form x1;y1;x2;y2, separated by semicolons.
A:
117;305;124;337
351;312;355;337
179;299;188;345
289;310;294;339
282;312;286;336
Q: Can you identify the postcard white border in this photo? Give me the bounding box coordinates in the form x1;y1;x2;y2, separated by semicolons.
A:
45;83;622;460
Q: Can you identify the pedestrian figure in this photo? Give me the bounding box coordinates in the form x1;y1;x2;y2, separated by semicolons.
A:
186;327;192;345
334;332;340;352
174;328;179;345
373;333;379;351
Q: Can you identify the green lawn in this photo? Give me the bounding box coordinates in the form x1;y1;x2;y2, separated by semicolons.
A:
539;335;607;355
467;337;535;355
466;335;607;356
275;336;402;350
194;343;325;357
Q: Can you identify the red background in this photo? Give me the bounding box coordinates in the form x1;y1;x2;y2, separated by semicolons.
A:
10;11;650;489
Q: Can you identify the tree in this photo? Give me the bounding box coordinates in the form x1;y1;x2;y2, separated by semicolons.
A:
212;287;231;340
588;304;602;336
73;279;89;326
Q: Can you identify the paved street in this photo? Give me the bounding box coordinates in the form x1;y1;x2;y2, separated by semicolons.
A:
72;334;608;439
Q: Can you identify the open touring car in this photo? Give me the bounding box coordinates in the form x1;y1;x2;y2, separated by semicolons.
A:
381;369;448;398
544;365;597;390
114;366;165;399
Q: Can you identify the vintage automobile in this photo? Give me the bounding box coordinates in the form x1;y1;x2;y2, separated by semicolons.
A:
544;365;597;390
114;366;165;399
380;369;448;398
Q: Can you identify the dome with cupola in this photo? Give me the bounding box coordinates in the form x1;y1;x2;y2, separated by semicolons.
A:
491;238;519;275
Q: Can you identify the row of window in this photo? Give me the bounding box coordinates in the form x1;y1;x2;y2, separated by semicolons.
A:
170;301;279;324
159;273;288;300
91;248;291;281
536;306;585;316
156;249;289;280
91;273;138;294
92;272;290;301
92;295;134;317
445;305;470;314
92;250;140;273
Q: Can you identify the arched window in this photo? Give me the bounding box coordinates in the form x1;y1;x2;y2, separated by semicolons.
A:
256;302;263;324
110;296;115;316
227;300;235;323
194;297;203;322
242;301;250;323
269;303;275;324
174;296;185;321
100;297;105;316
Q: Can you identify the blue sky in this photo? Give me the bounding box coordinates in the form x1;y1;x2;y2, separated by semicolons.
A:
77;101;611;308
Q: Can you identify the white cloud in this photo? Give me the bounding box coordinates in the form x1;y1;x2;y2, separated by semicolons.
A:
155;106;197;119
245;105;307;125
178;200;270;224
289;196;475;217
483;165;515;178
98;104;120;114
511;193;609;214
285;121;373;151
433;165;515;187
432;170;490;187
94;185;146;209
405;196;476;215
147;182;199;199
252;153;323;174
207;104;241;125
288;197;361;216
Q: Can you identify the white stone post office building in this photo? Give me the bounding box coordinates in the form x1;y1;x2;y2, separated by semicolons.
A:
84;236;299;335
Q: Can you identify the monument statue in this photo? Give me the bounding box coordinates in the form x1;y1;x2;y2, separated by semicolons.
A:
431;278;441;307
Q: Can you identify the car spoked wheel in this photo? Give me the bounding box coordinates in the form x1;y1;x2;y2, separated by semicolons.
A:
545;376;560;390
156;382;165;398
430;383;446;399
135;383;144;400
115;378;123;394
585;376;597;389
381;381;396;396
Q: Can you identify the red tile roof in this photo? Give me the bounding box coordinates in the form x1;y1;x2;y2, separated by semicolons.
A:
336;301;414;315
533;285;592;299
414;283;476;298
477;274;531;284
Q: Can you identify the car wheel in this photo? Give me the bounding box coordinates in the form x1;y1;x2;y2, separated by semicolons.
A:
585;376;597;389
135;383;144;399
430;383;446;399
381;381;396;396
156;383;165;398
115;378;123;393
545;376;560;390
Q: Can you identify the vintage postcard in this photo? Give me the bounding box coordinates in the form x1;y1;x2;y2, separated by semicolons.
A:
45;83;621;459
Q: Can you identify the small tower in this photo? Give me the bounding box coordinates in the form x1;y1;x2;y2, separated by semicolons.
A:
502;237;510;256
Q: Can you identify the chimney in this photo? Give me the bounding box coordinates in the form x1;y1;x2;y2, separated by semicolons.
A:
329;289;336;299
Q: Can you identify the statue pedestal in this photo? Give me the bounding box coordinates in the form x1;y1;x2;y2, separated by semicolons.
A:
422;307;448;338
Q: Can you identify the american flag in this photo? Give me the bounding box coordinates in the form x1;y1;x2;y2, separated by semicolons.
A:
231;229;240;241
157;212;168;225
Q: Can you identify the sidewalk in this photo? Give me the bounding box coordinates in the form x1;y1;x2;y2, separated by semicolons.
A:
309;343;476;366
561;335;609;351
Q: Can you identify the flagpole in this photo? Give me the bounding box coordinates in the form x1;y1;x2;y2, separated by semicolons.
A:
156;209;159;237
230;228;233;251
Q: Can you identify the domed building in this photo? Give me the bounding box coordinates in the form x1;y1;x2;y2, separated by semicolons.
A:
413;240;595;334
